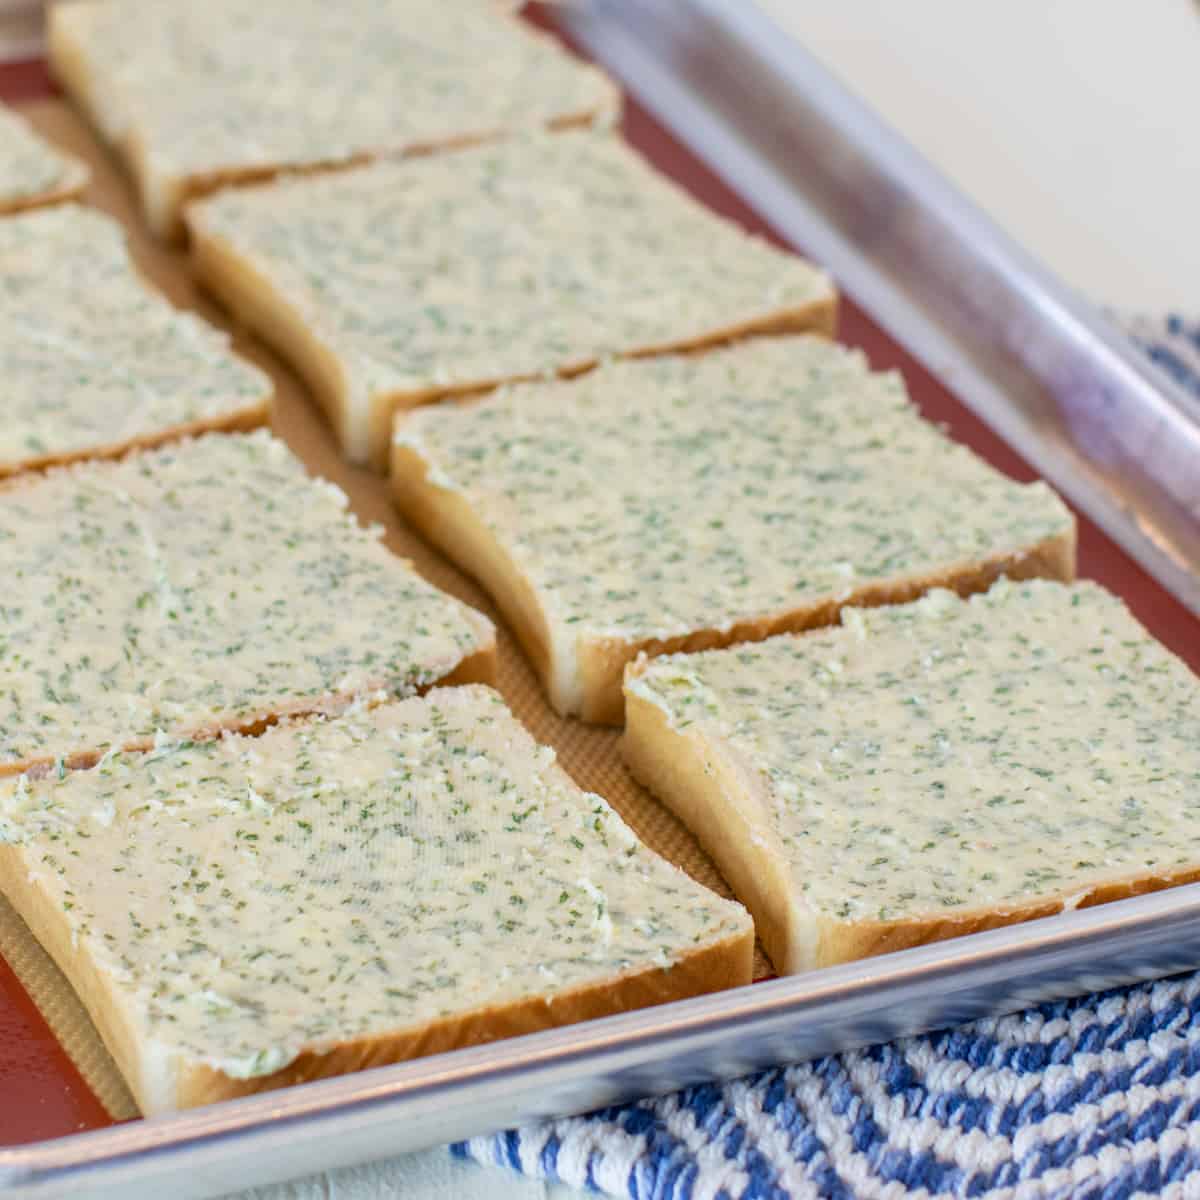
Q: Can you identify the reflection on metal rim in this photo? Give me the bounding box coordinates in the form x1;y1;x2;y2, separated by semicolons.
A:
564;0;1200;615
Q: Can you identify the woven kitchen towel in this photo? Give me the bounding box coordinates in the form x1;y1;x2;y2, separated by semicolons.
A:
454;317;1200;1199
1125;314;1200;402
460;974;1200;1198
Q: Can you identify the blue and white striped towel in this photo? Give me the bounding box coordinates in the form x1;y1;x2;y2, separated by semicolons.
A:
461;973;1200;1198
1125;315;1200;402
458;316;1200;1200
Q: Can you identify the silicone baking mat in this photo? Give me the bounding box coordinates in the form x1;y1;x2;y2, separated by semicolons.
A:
1;62;1197;1146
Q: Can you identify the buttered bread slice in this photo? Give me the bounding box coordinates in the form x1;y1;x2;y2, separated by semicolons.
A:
393;338;1074;723
0;686;752;1114
187;131;835;468
0;431;494;776
50;0;618;240
0;103;88;215
624;580;1200;975
0;206;271;477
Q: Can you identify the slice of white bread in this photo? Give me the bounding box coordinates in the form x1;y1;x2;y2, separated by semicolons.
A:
623;579;1200;975
48;0;619;240
0;102;88;216
0;686;753;1114
186;131;836;468
393;338;1076;724
0;430;494;778
0;205;272;478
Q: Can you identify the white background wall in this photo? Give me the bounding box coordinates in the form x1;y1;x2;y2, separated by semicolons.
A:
754;0;1200;313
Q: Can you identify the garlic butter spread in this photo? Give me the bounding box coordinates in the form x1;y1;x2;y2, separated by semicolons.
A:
629;580;1200;923
0;207;269;468
190;131;833;462
0;104;84;208
0;687;749;1104
56;0;616;178
397;339;1072;711
0;431;491;769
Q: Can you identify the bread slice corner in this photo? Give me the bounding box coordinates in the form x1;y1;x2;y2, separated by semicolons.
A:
0;688;751;1113
621;668;801;974
394;410;1075;726
0;832;160;1106
622;579;1200;974
49;1;623;244
0;430;496;779
0;155;89;218
0;204;274;479
0;91;90;216
48;4;187;241
392;434;557;682
188;207;364;451
0;393;273;482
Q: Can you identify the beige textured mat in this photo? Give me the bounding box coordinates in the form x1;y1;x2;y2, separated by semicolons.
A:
1;100;769;1121
0;896;138;1120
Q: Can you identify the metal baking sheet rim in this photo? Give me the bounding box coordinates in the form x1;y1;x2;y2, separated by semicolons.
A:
5;2;1200;1196
6;886;1200;1199
566;0;1200;615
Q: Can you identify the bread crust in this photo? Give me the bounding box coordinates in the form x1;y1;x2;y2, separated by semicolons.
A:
49;4;621;241
193;211;836;469
189;217;355;449
394;434;1076;724
0;441;496;779
0;397;271;480
622;687;804;973
0;839;157;1108
0;739;751;1115
393;443;556;679
141;104;613;243
0;159;89;217
175;916;752;1111
0;622;496;781
623;674;1200;974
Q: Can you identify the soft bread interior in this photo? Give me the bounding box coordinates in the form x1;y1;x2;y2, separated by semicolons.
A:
190;223;359;457
622;683;814;974
392;441;563;704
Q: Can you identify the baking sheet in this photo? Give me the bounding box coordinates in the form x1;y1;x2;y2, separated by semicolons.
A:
1;5;1198;1176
